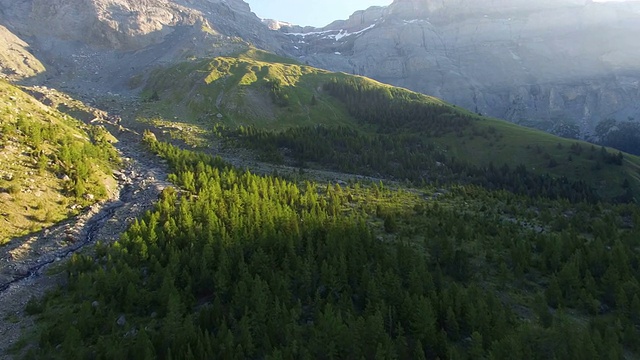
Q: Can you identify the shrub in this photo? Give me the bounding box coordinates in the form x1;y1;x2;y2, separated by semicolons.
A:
25;296;44;315
8;184;20;195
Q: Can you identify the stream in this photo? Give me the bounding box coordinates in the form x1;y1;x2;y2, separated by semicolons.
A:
0;183;134;294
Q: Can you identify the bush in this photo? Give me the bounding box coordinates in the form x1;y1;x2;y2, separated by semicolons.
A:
384;214;398;233
25;296;44;315
8;184;20;195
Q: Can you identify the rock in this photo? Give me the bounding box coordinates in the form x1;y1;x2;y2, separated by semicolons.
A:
283;0;640;133
83;193;95;201
116;315;126;326
0;0;286;89
14;265;30;276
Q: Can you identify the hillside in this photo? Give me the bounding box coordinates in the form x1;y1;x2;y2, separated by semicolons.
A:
0;80;119;244
16;136;640;359
139;49;354;130
0;25;45;81
139;51;640;202
0;52;638;359
0;2;639;359
277;0;640;136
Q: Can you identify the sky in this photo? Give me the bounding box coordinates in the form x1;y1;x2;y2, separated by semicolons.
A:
245;0;631;28
245;0;393;28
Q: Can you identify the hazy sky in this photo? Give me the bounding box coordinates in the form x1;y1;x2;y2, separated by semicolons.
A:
245;0;631;28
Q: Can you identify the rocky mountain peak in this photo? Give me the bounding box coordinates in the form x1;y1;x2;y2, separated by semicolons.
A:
384;0;592;21
0;0;287;91
0;0;273;51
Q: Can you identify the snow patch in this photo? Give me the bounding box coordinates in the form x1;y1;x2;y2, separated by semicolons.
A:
285;29;335;38
285;24;376;41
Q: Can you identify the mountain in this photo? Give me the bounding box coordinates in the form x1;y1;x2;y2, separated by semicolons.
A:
138;49;640;201
277;0;640;136
2;2;640;359
0;0;286;94
2;0;638;138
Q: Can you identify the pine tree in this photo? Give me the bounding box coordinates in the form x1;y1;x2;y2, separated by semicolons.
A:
133;329;156;360
534;293;553;328
413;340;427;360
631;294;640;324
469;331;484;359
546;276;563;308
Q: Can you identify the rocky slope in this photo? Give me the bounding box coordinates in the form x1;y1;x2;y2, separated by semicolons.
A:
0;0;286;93
277;0;640;135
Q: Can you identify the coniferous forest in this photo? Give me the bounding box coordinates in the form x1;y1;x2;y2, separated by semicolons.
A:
21;130;640;359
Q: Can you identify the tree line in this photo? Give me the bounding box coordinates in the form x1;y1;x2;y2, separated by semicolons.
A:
21;135;640;359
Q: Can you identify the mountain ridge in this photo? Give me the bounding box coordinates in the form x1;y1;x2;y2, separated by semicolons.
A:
276;0;640;136
1;0;638;138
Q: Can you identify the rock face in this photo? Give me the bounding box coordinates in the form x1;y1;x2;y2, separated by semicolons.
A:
278;0;640;134
0;0;286;93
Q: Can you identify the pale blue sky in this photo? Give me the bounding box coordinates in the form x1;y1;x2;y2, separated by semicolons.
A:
245;0;631;28
245;0;393;27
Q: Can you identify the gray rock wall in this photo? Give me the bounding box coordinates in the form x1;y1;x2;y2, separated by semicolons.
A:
280;0;640;134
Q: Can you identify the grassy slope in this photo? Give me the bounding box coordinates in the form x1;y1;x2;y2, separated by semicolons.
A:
139;49;640;201
140;49;355;130
0;25;46;80
437;117;640;199
0;81;118;244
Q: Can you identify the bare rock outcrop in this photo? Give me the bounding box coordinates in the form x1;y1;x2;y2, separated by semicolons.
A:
0;0;285;93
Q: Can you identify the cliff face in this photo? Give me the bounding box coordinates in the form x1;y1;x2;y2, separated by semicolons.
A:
0;0;285;91
0;0;283;50
278;0;640;134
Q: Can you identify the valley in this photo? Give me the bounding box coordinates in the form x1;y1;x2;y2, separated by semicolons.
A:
0;0;639;359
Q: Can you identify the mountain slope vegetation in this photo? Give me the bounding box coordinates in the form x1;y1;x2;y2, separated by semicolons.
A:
19;137;640;359
1;2;639;359
139;49;355;130
0;80;119;244
140;50;640;202
5;50;640;359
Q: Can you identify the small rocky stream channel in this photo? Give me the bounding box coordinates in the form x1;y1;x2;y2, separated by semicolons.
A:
0;132;172;357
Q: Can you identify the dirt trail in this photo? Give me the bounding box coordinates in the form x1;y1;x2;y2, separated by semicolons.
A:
0;124;172;358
